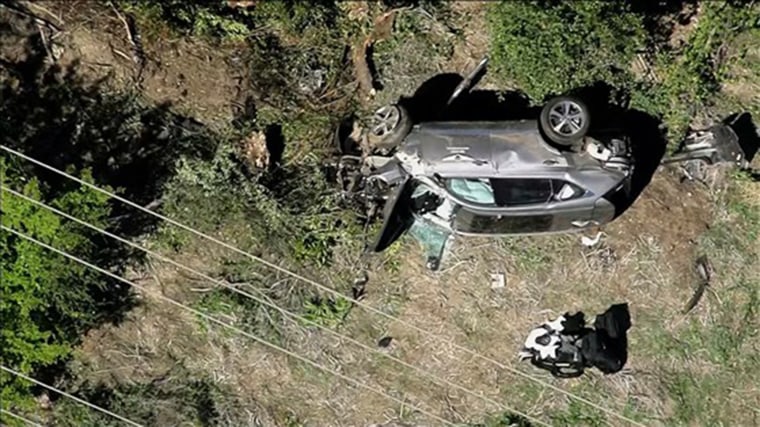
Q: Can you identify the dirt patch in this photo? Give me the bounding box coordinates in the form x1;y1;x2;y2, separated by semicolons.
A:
606;169;712;278
46;1;243;126
449;2;490;75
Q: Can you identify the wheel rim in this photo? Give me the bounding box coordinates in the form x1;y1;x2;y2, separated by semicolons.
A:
548;100;585;136
371;105;401;137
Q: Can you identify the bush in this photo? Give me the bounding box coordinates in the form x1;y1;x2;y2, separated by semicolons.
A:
637;2;760;134
488;0;645;101
0;165;127;410
121;0;341;42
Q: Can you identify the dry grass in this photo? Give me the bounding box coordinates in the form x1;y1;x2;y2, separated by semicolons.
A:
45;1;760;426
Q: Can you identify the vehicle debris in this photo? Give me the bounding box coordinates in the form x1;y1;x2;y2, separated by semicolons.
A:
377;336;393;348
490;272;506;289
351;271;368;302
519;303;631;378
580;231;604;247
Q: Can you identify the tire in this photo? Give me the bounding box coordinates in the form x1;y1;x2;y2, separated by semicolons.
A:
540;96;590;146
367;104;412;150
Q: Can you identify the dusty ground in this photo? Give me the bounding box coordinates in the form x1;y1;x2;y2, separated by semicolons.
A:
9;1;759;426
47;0;245;126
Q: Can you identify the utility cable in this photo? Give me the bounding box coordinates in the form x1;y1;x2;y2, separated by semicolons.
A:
0;144;645;427
0;366;143;427
1;186;550;427
0;409;43;427
1;226;460;426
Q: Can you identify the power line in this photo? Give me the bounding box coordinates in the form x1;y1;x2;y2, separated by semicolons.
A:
1;186;551;427
1;226;459;426
0;409;42;427
0;365;143;427
0;144;645;427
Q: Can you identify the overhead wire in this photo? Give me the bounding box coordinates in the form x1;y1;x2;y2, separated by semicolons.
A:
1;186;551;427
0;144;645;427
0;409;43;427
0;365;143;427
1;226;461;426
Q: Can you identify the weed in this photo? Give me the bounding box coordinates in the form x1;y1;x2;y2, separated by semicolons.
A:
635;2;760;135
51;365;248;426
119;0;255;42
302;295;352;328
550;400;605;427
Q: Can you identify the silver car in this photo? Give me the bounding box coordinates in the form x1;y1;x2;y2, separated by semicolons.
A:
335;92;633;270
335;57;753;270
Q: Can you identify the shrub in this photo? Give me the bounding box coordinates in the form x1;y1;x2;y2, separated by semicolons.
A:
488;0;645;101
0;164;124;410
639;2;760;134
302;295;352;328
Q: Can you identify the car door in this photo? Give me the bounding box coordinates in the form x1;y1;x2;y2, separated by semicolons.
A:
446;177;595;235
544;179;597;231
367;176;415;253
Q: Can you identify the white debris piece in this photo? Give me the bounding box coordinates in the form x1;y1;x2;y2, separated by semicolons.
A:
581;231;604;247
490;272;506;289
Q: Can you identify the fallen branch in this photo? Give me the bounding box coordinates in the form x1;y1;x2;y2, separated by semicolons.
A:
352;37;375;101
22;0;63;26
110;2;146;81
0;1;62;32
36;22;55;63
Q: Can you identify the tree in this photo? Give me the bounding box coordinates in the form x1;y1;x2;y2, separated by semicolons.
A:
0;161;125;409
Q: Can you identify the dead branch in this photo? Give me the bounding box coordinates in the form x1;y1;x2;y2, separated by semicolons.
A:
352;37;375;101
22;1;64;25
36;22;55;63
0;1;62;32
110;2;146;82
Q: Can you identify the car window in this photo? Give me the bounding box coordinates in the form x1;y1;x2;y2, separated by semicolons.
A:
446;178;495;205
551;180;585;201
454;209;553;234
490;178;553;206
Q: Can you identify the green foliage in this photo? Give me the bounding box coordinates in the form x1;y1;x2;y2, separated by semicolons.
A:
162;140;361;267
192;285;285;342
488;0;645;101
121;0;341;42
120;0;254;41
550;400;605;427
639;2;760;135
0;163;117;409
302;296;351;328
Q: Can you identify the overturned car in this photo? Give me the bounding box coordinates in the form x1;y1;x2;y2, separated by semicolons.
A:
336;93;633;270
334;60;751;271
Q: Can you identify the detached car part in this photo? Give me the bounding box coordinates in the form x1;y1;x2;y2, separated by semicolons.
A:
664;113;750;169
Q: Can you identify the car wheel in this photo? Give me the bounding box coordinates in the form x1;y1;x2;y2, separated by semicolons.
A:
540;96;590;146
367;104;412;150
